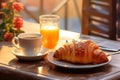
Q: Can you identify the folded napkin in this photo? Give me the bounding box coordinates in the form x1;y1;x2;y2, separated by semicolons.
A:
97;40;120;51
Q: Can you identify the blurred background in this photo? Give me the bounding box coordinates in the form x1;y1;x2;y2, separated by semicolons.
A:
1;0;119;40
20;0;82;33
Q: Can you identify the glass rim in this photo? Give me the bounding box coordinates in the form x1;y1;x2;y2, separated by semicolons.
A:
39;14;60;20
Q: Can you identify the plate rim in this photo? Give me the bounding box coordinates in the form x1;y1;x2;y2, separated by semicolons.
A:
12;48;48;61
47;52;112;69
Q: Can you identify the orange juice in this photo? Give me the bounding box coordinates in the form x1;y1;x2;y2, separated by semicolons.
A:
40;26;59;49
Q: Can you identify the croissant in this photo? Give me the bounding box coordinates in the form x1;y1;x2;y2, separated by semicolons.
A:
54;40;108;64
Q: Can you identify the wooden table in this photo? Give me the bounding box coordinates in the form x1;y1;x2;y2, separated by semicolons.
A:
0;21;120;80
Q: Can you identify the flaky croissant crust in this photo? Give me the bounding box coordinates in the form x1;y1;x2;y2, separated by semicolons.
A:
54;40;108;64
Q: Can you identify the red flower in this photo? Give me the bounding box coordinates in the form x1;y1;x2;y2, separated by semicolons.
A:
12;2;24;12
0;1;24;41
4;32;14;41
1;2;6;8
13;17;23;31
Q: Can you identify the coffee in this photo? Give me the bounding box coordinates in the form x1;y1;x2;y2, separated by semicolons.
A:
23;36;38;39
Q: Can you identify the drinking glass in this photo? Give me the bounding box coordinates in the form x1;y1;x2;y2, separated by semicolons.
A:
39;14;60;49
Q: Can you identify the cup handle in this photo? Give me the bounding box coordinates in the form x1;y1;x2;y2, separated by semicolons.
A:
12;37;19;49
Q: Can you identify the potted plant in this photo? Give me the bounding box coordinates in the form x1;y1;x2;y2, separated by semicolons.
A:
0;0;24;41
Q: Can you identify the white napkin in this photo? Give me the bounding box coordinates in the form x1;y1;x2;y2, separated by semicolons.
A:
97;40;120;51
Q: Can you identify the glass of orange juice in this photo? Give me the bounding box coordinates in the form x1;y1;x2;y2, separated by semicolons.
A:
39;14;60;49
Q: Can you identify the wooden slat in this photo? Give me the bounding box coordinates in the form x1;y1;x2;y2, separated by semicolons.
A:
108;0;117;40
87;7;109;18
91;0;111;3
89;23;109;35
89;24;109;38
91;17;109;25
90;31;109;39
82;0;90;34
91;0;110;7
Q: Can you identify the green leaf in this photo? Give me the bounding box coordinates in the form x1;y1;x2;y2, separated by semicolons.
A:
0;30;5;41
19;30;25;33
0;23;5;29
14;30;24;36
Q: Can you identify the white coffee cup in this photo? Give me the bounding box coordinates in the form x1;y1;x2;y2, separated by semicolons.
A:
12;33;42;56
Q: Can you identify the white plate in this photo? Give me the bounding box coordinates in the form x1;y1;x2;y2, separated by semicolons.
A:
47;52;112;69
12;48;48;61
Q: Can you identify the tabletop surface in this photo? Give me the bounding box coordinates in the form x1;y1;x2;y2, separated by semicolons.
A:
0;21;120;80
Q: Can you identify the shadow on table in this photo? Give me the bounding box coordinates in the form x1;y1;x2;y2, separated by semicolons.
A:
53;64;112;74
4;59;56;80
8;58;113;80
9;58;45;70
9;58;112;74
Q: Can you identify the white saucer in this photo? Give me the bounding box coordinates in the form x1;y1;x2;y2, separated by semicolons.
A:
12;48;48;61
